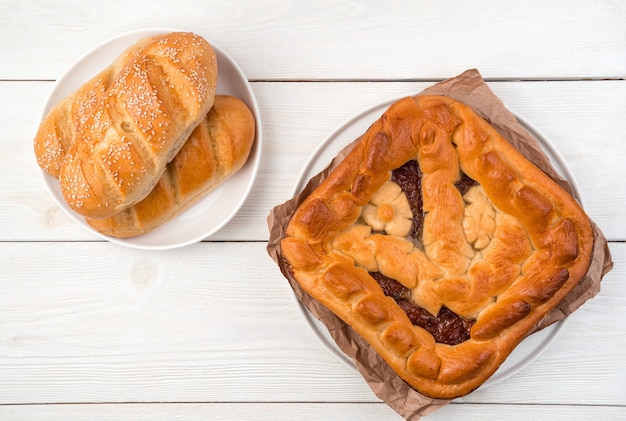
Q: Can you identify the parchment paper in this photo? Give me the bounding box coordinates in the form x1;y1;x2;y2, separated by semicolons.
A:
266;69;613;419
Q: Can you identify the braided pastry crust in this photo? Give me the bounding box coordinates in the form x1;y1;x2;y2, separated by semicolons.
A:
281;95;594;399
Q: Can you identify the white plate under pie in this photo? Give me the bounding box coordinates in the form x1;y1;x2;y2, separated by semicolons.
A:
39;28;262;250
291;96;584;394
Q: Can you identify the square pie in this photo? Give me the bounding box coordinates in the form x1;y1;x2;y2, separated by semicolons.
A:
280;95;594;399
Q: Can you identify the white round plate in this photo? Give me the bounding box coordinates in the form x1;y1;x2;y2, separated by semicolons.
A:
291;96;584;393
39;28;262;250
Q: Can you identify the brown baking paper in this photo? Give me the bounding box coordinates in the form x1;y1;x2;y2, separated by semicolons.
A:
266;69;613;419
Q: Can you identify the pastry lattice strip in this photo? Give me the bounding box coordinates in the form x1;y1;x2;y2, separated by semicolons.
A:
281;95;593;399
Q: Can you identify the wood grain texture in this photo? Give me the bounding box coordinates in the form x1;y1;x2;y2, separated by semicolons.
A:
0;242;623;406
0;242;375;403
0;403;624;421
4;80;625;241
0;0;624;81
1;1;624;418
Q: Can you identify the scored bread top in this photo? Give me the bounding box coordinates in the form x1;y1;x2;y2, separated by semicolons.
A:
34;32;218;219
85;95;256;238
281;95;594;399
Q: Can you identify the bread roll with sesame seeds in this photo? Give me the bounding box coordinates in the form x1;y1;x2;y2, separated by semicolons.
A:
85;95;255;238
34;40;147;178
34;32;218;219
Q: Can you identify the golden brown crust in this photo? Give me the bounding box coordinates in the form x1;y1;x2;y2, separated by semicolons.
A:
281;95;594;399
86;95;255;237
34;32;218;219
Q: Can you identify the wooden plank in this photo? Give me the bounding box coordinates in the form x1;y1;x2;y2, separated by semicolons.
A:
3;80;625;242
0;242;623;405
0;241;376;403
0;0;624;80
3;1;624;419
0;402;624;421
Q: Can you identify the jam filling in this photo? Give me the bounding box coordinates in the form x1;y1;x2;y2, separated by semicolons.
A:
363;161;481;343
391;160;423;239
391;161;479;237
370;271;475;345
371;161;479;345
455;172;479;196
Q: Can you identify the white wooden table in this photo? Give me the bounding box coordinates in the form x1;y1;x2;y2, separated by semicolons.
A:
1;1;624;419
